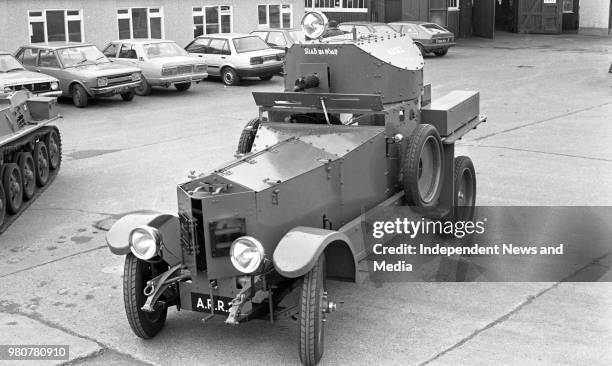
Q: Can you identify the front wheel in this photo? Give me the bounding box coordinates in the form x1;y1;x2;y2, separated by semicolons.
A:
222;67;240;86
121;91;135;101
123;253;167;339
259;75;273;81
299;255;328;366
174;82;191;91
434;48;448;57
71;84;88;108
135;78;152;96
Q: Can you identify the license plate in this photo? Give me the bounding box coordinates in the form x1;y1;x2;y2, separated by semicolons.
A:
113;86;129;93
191;293;233;315
437;39;447;43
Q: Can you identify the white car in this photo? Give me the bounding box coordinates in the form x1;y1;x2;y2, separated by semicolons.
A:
185;33;284;86
103;39;208;95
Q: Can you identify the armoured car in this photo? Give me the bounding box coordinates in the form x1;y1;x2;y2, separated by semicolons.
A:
107;11;484;366
389;21;456;57
15;43;142;107
0;52;61;97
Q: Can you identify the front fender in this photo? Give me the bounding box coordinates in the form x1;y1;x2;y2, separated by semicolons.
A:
272;226;353;278
106;213;179;258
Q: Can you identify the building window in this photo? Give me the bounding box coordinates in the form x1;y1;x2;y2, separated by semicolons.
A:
117;8;164;39
28;9;83;43
448;0;459;11
258;5;292;28
193;6;233;37
562;0;573;13
305;0;367;13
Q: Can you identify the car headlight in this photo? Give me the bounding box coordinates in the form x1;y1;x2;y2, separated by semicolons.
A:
129;226;161;260
97;77;108;87
50;81;59;90
230;236;265;274
131;72;141;81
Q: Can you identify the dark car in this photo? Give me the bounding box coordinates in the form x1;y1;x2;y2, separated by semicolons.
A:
251;28;306;50
15;43;143;107
337;22;399;38
389;21;455;57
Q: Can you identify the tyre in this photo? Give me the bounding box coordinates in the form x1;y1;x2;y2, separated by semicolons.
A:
135;78;152;96
121;91;135;101
174;82;191;91
46;130;62;170
17;153;35;201
299;255;327;366
33;141;50;187
259;75;273;81
71;84;88;108
452;156;476;222
403;124;444;208
0;182;5;229
236;118;261;154
123;253;168;339
434;49;448;57
222;67;240;86
3;163;23;214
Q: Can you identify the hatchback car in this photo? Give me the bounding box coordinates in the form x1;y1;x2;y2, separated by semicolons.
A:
250;28;306;50
337;22;399;37
0;52;61;97
185;34;284;86
15;43;142;107
389;21;455;57
103;39;208;96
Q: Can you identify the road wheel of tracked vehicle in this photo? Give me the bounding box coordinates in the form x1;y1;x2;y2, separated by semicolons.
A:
46;130;62;170
3;163;23;214
135;78;152;96
174;82;191;91
259;74;273;81
434;49;448;57
121;91;135;101
403;124;444;208
0;182;5;229
123;253;167;339
299;255;327;366
236;118;261;154
33;142;50;187
71;84;88;108
17;153;35;201
222;67;240;86
452;156;476;222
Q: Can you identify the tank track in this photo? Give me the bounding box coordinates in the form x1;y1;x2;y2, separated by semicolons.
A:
0;124;61;234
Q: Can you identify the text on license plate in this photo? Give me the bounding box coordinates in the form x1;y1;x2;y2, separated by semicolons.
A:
437;39;447;43
191;293;232;315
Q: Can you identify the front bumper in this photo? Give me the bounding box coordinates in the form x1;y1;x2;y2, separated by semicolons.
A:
90;80;142;96
422;42;456;51
149;72;209;86
236;64;283;78
36;90;62;98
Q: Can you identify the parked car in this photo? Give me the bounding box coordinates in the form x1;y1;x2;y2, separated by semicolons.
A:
185;34;284;86
14;43;142;107
337;22;399;37
250;28;306;50
388;21;455;57
0;52;62;97
103;39;208;96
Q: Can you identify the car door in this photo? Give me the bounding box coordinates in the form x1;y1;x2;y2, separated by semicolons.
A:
203;38;228;77
186;38;212;72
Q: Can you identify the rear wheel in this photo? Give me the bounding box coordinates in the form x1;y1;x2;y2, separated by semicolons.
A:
135;78;152;96
434;49;448;57
299;255;327;366
452;156;476;222
71;84;88;108
123;253;168;339
222;67;240;86
3;163;23;214
236;118;261;154
174;82;191;91
121;91;135;101
403;124;444;208
17;153;35;201
33;142;50;187
259;75;273;81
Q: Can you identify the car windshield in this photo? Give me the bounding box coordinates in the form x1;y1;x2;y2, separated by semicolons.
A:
143;42;188;58
421;23;448;34
0;54;25;72
233;36;269;53
289;30;306;42
58;46;109;67
373;24;398;34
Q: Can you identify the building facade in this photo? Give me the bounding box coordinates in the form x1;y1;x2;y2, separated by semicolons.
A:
0;0;305;52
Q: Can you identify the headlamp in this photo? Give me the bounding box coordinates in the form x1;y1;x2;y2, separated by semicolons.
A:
131;72;141;81
230;236;265;274
50;81;59;90
97;77;108;87
301;11;328;39
129;226;161;260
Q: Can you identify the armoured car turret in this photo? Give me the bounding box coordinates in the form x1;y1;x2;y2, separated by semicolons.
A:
107;11;485;366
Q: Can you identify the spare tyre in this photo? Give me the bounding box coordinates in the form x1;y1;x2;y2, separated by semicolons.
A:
403;124;444;208
236;118;261;154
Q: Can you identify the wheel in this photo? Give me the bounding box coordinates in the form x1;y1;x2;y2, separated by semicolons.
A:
403;124;444;208
174;82;191;91
71;84;88;108
121;91;135;101
135;78;152;96
452;156;476;222
222;67;240;86
0;181;5;229
33;141;50;187
3;163;23;214
416;43;425;56
123;253;167;339
259;75;273;81
236;118;261;154
434;48;448;57
299;255;327;366
46;130;62;170
17;153;35;201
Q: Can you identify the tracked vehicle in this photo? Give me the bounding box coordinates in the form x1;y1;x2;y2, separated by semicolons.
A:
0;90;61;233
107;11;485;365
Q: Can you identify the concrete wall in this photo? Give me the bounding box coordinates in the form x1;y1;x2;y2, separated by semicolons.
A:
579;0;610;35
0;0;305;52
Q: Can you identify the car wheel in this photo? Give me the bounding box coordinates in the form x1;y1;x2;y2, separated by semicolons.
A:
71;84;88;108
259;75;273;81
123;253;168;339
403;124;444;208
236;118;261;154
452;156;476;222
46;129;62;171
121;91;135;101
17;153;35;201
2;163;23;215
33;141;50;187
135;78;152;96
174;82;191;91
222;67;240;86
299;255;328;366
434;49;448;57
0;181;5;230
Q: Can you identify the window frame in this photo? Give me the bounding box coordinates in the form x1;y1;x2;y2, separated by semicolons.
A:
562;0;574;13
116;7;165;40
258;4;293;29
192;5;233;37
448;0;459;11
304;0;367;13
27;9;84;43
